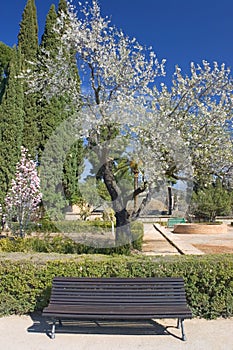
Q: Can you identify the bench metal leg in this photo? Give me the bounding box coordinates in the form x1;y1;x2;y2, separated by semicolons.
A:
177;318;180;329
51;320;56;339
180;319;187;341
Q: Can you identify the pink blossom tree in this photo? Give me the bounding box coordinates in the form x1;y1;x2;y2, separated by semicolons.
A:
5;147;42;237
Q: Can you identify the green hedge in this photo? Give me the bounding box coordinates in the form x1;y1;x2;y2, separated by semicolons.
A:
0;222;143;254
0;254;232;319
0;236;131;255
22;220;142;235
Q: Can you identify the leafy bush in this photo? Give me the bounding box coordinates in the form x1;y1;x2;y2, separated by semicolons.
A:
0;221;143;253
0;254;232;318
190;179;232;221
0;236;130;255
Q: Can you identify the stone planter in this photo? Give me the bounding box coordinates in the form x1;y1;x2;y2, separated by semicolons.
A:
173;223;228;234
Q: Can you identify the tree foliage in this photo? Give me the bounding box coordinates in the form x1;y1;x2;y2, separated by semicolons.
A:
0;48;24;205
152;62;233;187
37;0;83;214
190;179;232;221
18;0;39;156
17;0;38;62
0;42;13;100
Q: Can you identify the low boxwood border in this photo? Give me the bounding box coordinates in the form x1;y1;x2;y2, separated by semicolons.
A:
0;254;232;319
1;221;143;254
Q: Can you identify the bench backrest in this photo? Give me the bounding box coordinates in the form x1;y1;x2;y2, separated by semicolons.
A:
167;218;186;228
49;277;188;306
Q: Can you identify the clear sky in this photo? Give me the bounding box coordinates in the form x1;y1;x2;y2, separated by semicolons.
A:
1;0;233;84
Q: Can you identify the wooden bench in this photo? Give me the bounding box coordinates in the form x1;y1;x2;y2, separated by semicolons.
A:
42;277;192;340
167;218;186;228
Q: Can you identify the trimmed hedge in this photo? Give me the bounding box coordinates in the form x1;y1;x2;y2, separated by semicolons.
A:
0;221;143;254
0;254;232;319
19;220;143;234
27;220;114;234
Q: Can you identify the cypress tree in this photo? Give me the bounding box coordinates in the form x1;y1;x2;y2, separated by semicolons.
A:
0;42;13;101
40;4;58;57
0;48;24;205
38;0;83;218
63;139;84;205
17;0;39;157
38;1;81;152
58;0;68;13
17;0;38;61
58;0;84;206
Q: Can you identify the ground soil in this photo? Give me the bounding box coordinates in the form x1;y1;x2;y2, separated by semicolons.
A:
193;244;233;254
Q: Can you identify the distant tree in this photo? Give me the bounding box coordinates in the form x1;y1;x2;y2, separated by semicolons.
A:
190;179;232;221
5;147;42;237
79;176;110;209
18;0;39;156
62;139;84;205
0;48;24;206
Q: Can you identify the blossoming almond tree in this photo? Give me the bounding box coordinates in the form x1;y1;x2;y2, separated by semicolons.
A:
5;147;42;237
151;61;233;188
27;0;233;245
29;0;168;244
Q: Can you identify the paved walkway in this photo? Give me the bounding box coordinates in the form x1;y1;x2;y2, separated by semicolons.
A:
142;223;233;255
0;313;232;350
142;223;203;255
142;223;179;255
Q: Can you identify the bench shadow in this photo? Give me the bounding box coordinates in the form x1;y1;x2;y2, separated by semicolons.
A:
27;312;182;340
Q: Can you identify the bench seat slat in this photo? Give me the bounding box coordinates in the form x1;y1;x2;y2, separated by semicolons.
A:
50;292;186;297
51;282;185;289
53;277;184;282
43;306;192;319
43;305;192;312
50;298;186;302
51;288;186;292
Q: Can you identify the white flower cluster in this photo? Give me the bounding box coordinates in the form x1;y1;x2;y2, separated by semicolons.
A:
4;147;42;236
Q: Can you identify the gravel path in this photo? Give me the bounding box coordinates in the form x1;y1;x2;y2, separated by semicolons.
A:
0;313;232;350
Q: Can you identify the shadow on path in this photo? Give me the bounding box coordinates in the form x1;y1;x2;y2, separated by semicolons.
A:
27;312;182;340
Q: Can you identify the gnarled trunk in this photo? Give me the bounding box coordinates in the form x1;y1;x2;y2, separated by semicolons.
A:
115;208;132;246
102;159;132;246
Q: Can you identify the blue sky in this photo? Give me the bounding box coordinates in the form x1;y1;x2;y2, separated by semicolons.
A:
1;0;233;83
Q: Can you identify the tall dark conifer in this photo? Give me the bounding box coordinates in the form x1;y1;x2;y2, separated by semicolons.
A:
17;0;38;61
0;42;13;102
0;48;24;205
18;0;39;157
38;1;81;148
38;0;83;218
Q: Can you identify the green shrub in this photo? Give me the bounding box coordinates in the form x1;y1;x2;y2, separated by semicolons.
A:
0;236;131;255
26;220;113;234
0;254;232;318
0;221;143;254
130;221;143;250
155;221;167;227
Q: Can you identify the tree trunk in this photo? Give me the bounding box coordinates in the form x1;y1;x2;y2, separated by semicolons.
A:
168;186;173;215
115;208;132;246
101;159;132;246
133;170;139;211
